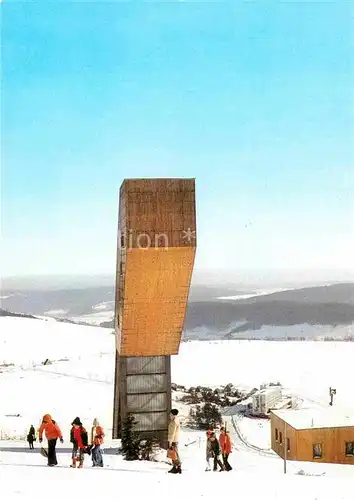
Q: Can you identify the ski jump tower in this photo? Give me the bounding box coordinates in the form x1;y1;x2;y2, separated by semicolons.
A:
112;178;196;444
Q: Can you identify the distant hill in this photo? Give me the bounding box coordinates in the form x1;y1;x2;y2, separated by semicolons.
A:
234;284;354;305
1;283;353;341
0;286;115;317
0;309;37;320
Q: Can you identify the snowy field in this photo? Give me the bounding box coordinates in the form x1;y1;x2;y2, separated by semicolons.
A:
217;287;292;300
0;316;353;499
174;340;354;410
1;439;353;500
1;316;354;437
237;416;272;450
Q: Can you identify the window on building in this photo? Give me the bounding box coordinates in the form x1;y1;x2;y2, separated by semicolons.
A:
275;429;279;442
313;443;322;459
279;431;283;445
119;261;123;276
287;438;290;452
120;234;125;248
345;442;354;456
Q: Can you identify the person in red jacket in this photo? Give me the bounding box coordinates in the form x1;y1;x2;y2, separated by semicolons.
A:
38;414;63;466
219;427;232;471
70;417;88;468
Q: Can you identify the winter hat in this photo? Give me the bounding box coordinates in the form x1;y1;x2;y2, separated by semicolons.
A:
171;409;179;416
72;417;82;426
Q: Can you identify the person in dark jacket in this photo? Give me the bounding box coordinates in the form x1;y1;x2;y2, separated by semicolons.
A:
209;433;225;471
27;425;36;449
70;417;88;468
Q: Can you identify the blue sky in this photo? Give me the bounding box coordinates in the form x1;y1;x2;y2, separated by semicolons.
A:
2;1;353;278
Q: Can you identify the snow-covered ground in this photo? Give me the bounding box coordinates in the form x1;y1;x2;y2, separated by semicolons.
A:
1;316;353;499
92;300;114;311
69;310;114;325
1;440;353;500
0;316;114;368
236;416;272;450
174;340;354;410
44;309;69;317
217;287;292;300
67;300;115;325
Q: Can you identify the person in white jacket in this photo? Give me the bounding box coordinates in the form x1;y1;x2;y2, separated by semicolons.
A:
167;408;181;474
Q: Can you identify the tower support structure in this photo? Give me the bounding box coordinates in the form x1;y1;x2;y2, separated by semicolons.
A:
112;178;196;445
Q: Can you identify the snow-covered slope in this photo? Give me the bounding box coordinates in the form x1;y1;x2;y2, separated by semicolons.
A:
1;316;353;500
1;444;353;500
1;316;353;437
0;316;114;438
0;316;114;367
174;340;354;410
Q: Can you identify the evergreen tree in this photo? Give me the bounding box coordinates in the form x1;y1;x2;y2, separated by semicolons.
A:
139;438;160;461
190;402;222;430
121;414;140;461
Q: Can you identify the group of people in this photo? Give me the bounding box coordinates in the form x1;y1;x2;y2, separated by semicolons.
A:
206;428;232;472
167;408;233;474
27;414;105;468
26;408;232;474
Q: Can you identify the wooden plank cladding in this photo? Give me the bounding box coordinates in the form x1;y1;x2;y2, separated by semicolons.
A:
125;356;167;375
118;246;195;356
271;411;354;465
118;178;196;250
115;178;197;357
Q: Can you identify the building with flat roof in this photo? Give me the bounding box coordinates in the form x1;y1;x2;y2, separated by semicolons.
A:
270;408;354;465
252;386;282;415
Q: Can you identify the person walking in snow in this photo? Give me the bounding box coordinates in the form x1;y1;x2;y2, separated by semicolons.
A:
91;418;104;467
39;414;63;466
209;432;225;471
70;417;88;468
27;425;36;449
205;430;213;471
167;408;182;474
219;427;232;471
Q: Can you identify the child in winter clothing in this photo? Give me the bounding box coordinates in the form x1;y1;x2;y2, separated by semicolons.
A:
39;414;63;466
70;417;88;468
91;418;104;467
27;425;36;449
205;430;213;471
209;433;225;471
219;427;233;471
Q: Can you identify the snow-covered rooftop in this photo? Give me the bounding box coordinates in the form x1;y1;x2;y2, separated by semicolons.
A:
271;408;354;430
255;386;282;396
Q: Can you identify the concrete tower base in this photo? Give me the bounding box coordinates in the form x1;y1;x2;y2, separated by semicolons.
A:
113;352;171;448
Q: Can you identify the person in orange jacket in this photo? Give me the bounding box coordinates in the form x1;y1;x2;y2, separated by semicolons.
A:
219;427;232;471
38;414;63;466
